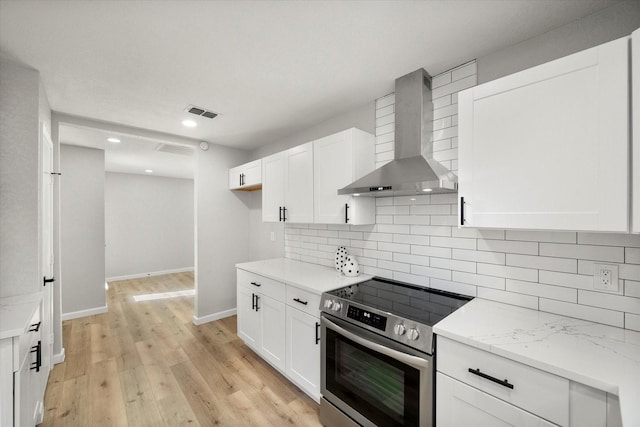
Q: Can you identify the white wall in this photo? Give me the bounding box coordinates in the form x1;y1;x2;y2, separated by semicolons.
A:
194;143;251;323
60;144;106;317
105;172;194;279
0;56;49;297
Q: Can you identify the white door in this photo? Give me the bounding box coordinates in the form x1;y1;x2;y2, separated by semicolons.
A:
314;131;352;224
262;152;285;222
259;294;286;371
284;142;314;223
236;283;260;350
436;373;556;427
458;36;629;232
40;123;54;395
286;307;320;401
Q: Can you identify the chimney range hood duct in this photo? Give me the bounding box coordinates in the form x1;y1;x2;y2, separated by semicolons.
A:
339;68;457;197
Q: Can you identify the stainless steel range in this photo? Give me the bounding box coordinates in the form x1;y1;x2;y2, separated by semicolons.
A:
319;277;472;427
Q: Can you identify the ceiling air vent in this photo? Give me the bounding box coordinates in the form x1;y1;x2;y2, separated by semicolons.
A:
154;143;194;157
186;105;218;119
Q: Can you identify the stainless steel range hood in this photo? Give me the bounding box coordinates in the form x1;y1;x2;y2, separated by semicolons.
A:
339;68;457;197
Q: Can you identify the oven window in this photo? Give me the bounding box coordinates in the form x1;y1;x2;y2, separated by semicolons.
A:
325;327;420;427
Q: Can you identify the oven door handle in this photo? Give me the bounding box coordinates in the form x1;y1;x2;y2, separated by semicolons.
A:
323;316;430;370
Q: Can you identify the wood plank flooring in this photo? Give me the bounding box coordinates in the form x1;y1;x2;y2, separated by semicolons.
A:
41;272;322;426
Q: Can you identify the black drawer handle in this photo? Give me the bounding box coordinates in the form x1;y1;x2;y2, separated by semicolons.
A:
293;298;308;306
250;281;261;287
30;341;42;372
29;322;41;332
43;276;55;287
468;368;514;390
315;322;320;345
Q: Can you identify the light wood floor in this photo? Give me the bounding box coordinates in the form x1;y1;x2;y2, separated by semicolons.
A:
41;272;322;426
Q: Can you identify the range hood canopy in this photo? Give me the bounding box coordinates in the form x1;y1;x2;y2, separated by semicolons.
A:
339;68;457;197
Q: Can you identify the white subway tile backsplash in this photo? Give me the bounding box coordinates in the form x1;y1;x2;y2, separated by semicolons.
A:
477;239;538;255
452;271;505;290
625;280;640;298
283;65;638;331
506;254;576;274
625;313;640;332
477;288;539;310
539;243;624;263
578;290;640;315
506;279;577;303
626;248;640;264
539;299;624;328
432;72;452;89
506;230;576;244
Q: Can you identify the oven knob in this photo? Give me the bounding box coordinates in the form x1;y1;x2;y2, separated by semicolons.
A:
407;328;420;341
323;299;334;309
394;323;406;336
332;302;342;312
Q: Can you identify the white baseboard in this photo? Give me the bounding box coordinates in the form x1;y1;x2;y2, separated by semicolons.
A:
53;348;65;364
192;308;237;325
106;267;194;282
61;305;108;321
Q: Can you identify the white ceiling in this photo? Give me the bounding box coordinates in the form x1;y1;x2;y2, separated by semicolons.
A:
0;0;622;177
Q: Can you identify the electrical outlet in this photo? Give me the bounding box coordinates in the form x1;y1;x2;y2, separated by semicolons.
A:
593;263;619;293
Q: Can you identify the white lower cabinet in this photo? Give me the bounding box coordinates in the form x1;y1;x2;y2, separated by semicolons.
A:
285;305;320;402
436;336;623;427
237;268;322;401
437;373;555;427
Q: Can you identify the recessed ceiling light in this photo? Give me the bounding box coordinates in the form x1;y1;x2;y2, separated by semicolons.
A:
354;193;360;197
422;188;433;192
107;137;121;143
145;169;153;173
182;119;197;128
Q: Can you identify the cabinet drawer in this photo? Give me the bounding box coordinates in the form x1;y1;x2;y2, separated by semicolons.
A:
16;305;41;371
286;286;321;317
237;270;285;301
437;336;569;426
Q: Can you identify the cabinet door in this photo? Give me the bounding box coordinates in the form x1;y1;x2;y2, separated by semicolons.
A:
258;294;286;371
262;152;285;222
286;306;320;401
314;129;375;224
458;37;629;232
284;142;314;223
229;165;244;190
237;283;260;350
242;159;262;188
633;29;640;234
436;373;556;427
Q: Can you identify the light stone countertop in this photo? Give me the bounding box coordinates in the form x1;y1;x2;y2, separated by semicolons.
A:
236;258;372;295
433;298;640;427
0;292;42;340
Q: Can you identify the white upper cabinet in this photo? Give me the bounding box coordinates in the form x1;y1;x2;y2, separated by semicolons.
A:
458;36;630;232
262;142;314;223
633;29;640;234
229;159;262;190
313;128;375;225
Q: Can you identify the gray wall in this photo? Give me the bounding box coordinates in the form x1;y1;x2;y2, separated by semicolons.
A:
477;1;640;83
194;143;251;322
60;144;106;316
105;172;194;279
0;57;50;297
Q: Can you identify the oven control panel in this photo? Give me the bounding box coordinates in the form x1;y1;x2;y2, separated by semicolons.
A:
347;305;387;331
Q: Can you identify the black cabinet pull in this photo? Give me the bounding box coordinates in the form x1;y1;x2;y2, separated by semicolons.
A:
282;206;287;222
255;295;260;311
251;293;256;310
30;341;42;372
239;174;243;187
293;298;308;306
29;322;41;332
315;322;320;344
460;196;465;226
345;203;349;224
468;368;514;390
43;276;55;287
279;206;283;222
250;281;261;287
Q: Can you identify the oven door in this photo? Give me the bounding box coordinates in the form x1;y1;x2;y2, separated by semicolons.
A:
321;314;433;427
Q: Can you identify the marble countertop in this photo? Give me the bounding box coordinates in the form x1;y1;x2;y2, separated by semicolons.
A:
0;292;42;340
236;258;372;294
434;298;640;427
